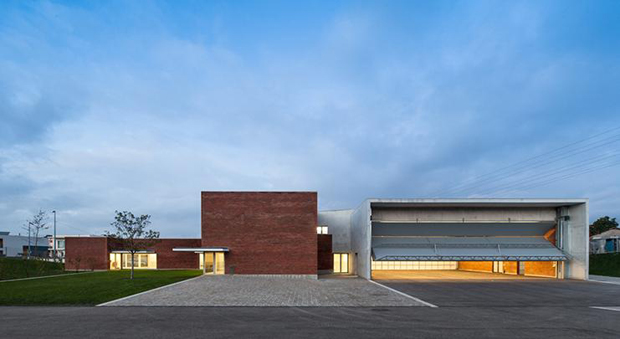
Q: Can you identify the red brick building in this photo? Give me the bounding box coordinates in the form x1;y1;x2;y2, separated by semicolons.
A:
64;191;328;278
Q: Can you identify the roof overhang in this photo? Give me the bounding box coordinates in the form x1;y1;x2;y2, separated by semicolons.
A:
173;247;229;253
110;250;155;254
368;198;587;208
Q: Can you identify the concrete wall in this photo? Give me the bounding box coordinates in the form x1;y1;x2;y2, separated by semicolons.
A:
351;200;371;279
201;191;318;276
318;210;353;252
565;202;589;279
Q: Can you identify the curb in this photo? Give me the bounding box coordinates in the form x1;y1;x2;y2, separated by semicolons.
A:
97;274;205;306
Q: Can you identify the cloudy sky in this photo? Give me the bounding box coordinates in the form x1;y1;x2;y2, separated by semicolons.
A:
1;0;619;237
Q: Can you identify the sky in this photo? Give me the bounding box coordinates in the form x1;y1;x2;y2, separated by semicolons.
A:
1;0;619;237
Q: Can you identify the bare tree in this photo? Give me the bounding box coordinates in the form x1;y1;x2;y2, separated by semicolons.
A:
105;211;159;279
23;210;49;258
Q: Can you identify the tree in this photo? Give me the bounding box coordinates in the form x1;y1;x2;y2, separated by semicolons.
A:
22;210;49;258
590;216;619;236
105;211;160;279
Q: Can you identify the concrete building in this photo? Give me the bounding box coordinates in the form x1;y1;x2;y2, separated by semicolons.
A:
590;228;620;254
64;193;589;280
323;198;589;280
0;231;49;257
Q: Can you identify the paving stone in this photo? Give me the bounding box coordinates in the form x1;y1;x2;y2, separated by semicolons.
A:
104;275;426;307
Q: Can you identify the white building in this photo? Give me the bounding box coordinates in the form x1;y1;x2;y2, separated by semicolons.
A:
0;231;50;257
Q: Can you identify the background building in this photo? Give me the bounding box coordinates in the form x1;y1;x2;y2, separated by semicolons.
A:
0;231;49;257
590;229;620;254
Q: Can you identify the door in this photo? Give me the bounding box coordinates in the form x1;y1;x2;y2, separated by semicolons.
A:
202;252;225;275
333;253;349;273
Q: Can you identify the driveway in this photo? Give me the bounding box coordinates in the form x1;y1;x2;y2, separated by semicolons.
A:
102;275;427;307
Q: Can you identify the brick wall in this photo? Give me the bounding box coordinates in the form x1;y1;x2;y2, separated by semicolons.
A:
107;237;201;269
153;239;201;269
201;191;318;275
317;234;333;271
65;237;108;271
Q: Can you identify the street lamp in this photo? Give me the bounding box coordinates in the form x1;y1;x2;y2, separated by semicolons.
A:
52;210;56;260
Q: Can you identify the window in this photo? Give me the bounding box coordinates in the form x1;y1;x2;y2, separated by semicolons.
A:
333;253;349;273
57;240;65;249
121;253;157;269
317;226;328;234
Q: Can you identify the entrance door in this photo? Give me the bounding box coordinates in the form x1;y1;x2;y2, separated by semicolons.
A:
201;252;225;275
204;252;214;274
333;253;349;273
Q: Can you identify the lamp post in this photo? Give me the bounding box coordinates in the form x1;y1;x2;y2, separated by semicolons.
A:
52;210;56;260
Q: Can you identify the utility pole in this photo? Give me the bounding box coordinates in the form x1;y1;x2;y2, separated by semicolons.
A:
52;210;57;261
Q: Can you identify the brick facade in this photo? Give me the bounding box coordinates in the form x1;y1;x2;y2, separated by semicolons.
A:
153;239;201;269
65;237;202;271
65;237;109;271
317;234;333;271
201;191;318;275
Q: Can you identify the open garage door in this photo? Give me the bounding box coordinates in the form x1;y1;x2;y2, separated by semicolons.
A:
371;221;565;279
372;236;567;262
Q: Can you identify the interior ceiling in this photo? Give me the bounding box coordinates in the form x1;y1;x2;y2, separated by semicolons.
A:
372;222;555;237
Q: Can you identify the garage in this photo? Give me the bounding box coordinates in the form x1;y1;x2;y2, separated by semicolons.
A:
365;202;577;280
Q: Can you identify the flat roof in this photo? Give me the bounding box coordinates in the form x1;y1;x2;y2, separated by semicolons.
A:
367;198;587;208
173;247;229;252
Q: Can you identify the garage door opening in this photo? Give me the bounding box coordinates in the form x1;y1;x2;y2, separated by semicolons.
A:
371;260;561;280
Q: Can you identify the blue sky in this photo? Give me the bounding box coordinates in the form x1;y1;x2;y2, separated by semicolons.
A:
1;0;619;237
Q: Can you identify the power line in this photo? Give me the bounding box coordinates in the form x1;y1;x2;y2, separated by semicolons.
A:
494;159;620;195
432;129;620;197
472;153;620;196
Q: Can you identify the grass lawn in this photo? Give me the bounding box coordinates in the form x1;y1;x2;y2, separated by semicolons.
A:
590;253;620;278
0;269;202;305
0;257;73;281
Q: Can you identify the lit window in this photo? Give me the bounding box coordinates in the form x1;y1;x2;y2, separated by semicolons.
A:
333;253;349;273
121;253;157;269
317;226;328;234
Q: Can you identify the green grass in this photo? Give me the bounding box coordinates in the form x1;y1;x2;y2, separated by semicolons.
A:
0;269;202;305
590;253;620;278
0;257;71;281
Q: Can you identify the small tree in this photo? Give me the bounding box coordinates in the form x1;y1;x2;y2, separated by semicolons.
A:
105;211;160;279
22;210;49;258
590;216;619;236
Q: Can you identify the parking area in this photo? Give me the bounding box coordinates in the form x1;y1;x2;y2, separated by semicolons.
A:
102;275;426;307
376;275;620;307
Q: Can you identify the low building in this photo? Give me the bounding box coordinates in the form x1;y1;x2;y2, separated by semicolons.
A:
47;235;95;261
64;192;589;280
590;229;620;254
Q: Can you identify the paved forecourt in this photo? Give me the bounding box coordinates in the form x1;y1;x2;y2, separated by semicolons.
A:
102;275;428;307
